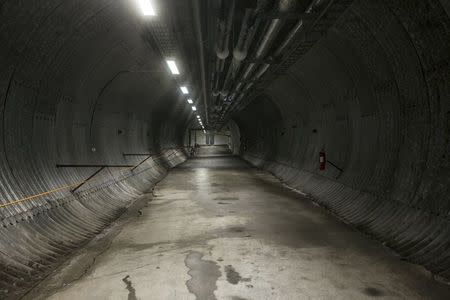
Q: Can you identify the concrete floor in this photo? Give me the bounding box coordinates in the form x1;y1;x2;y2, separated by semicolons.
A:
24;147;450;299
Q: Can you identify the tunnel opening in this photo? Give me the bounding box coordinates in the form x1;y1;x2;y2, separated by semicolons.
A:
184;120;241;156
1;0;450;298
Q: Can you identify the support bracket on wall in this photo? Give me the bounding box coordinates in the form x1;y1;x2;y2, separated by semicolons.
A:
56;164;134;168
56;164;135;193
326;161;344;173
122;154;155;172
130;155;153;172
71;167;105;193
261;12;309;20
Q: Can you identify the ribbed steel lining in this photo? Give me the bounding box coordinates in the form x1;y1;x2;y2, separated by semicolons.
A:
244;154;450;279
0;1;193;298
236;0;450;280
0;149;186;298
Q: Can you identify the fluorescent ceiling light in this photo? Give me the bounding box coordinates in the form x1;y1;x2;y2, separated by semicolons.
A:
196;116;201;119
139;0;156;16
180;86;189;94
187;99;193;104
192;106;197;111
166;60;179;75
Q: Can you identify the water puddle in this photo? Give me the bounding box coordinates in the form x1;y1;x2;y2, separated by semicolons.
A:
185;251;221;300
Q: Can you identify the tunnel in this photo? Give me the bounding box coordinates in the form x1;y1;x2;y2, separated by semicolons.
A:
0;0;450;299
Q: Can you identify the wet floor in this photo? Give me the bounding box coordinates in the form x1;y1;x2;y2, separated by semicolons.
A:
25;146;450;299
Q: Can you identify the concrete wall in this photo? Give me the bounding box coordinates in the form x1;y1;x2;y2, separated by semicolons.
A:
185;130;230;146
0;1;189;297
236;0;450;280
227;120;241;155
185;130;207;146
214;134;230;145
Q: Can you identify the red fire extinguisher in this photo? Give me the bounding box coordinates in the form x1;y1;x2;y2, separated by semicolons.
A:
319;150;326;170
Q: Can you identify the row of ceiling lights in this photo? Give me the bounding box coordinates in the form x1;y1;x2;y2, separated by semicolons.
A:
167;60;205;133
139;1;206;134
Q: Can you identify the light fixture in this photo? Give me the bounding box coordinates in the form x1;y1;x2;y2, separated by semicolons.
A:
139;0;156;16
180;86;189;94
187;99;193;104
166;60;180;75
192;106;197;111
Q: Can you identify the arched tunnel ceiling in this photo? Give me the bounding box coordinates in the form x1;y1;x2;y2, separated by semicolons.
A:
1;0;200;125
0;0;450;298
235;0;450;282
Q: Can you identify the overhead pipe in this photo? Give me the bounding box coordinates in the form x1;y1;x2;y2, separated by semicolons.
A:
220;0;271;100
210;0;235;109
251;17;304;81
192;0;209;124
273;19;304;57
252;0;329;81
220;0;296;120
215;0;235;61
218;0;337;128
219;0;296;119
212;0;235;95
221;9;257;97
238;0;297;83
218;0;323;125
223;0;325;121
